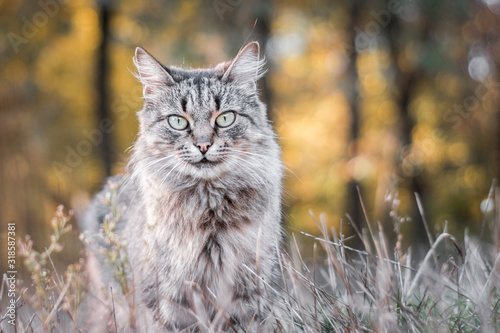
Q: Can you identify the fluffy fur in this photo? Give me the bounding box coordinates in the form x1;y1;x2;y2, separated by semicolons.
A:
79;42;283;332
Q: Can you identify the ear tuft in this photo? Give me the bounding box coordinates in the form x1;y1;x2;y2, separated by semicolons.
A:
222;41;267;86
133;47;175;98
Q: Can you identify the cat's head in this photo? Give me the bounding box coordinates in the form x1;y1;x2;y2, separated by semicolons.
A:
132;42;277;180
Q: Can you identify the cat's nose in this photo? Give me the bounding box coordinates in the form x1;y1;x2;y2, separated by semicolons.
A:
195;139;212;154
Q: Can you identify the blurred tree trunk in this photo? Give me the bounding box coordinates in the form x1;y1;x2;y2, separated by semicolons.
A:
387;11;428;246
251;1;274;121
218;0;274;119
97;0;114;177
345;1;363;242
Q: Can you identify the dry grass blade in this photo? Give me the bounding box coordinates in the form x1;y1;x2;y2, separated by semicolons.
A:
480;179;496;241
44;277;72;326
406;233;459;299
415;192;438;268
10;188;500;332
111;287;118;333
23;313;36;333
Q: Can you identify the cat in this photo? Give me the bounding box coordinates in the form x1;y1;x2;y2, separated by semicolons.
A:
79;41;283;332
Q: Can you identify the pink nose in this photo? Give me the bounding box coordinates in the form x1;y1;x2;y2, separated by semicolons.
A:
196;141;212;154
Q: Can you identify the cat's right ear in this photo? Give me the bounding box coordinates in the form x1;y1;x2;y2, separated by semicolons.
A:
134;47;175;99
221;42;266;90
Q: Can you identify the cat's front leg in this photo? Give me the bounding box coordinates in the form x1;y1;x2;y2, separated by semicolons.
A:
228;303;274;333
227;274;276;332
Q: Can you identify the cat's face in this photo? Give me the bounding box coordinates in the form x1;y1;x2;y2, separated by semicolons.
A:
133;42;273;180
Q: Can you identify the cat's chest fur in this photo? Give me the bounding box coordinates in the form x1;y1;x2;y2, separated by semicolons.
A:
127;175;271;305
141;174;267;233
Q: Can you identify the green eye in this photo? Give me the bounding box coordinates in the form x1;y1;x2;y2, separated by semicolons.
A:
168;115;189;130
215;111;236;128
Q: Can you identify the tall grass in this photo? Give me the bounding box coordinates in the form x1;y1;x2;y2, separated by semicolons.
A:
272;199;499;333
2;188;500;332
1;206;85;332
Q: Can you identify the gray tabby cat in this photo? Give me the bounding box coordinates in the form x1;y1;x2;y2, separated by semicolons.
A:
79;42;283;332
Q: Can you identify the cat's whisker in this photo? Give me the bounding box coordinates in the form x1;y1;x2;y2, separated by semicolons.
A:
227;151;261;169
228;146;291;168
260;134;281;141
151;156;179;177
236;163;273;197
230;148;302;184
125;184;143;215
227;155;270;193
124;152;167;180
124;143;136;154
173;161;189;182
229;149;268;162
131;154;177;179
227;147;261;156
128;155;172;180
122;162;174;215
169;161;188;183
212;167;224;183
152;158;181;184
119;154;178;198
228;151;265;172
158;160;184;189
129;151;169;163
126;156;174;200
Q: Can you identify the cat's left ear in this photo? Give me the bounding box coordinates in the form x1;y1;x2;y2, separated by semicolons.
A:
221;41;266;89
134;47;175;99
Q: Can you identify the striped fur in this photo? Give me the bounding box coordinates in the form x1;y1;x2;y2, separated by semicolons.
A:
80;42;283;332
